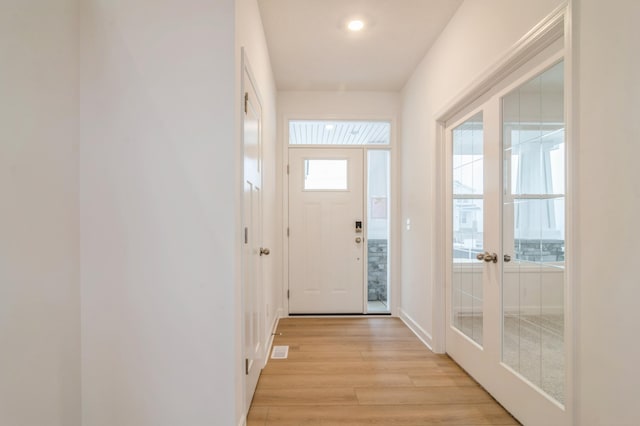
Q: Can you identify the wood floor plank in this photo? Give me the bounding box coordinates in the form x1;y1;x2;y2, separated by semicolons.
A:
355;386;493;405
249;317;519;425
360;349;441;359
409;372;479;387
295;342;428;352
275;350;365;361
263;404;519;425
246;406;268;426
276;326;414;336
262;359;442;375
258;372;413;388
252;386;358;406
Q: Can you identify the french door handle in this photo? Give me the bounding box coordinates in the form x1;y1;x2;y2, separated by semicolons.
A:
476;252;498;263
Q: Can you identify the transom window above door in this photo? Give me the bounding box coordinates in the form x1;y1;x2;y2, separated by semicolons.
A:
289;120;391;145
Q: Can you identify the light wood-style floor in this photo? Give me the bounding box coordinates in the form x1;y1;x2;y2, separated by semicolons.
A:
248;317;519;425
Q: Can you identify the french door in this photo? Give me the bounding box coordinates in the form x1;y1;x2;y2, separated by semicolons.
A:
445;59;568;425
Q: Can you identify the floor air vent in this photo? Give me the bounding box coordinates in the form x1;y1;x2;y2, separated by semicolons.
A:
271;345;289;359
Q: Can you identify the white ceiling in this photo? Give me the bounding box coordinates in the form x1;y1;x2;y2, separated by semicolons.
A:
257;0;464;91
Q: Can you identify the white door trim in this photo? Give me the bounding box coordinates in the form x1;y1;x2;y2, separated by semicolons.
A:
240;48;265;416
281;115;399;316
433;2;574;424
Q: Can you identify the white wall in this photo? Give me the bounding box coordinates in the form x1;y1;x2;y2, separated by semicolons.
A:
278;91;401;119
399;0;564;347
0;1;80;425
575;0;640;424
236;0;280;421
79;1;238;425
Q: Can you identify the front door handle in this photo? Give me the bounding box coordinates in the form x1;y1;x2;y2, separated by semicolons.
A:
476;252;498;263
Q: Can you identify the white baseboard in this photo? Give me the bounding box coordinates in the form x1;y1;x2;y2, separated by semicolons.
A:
263;308;283;367
399;307;433;351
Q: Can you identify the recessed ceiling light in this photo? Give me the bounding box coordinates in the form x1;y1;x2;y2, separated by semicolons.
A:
347;20;364;32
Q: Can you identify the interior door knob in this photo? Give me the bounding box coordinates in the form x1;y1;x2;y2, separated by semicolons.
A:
476;251;497;263
260;247;270;256
355;237;362;243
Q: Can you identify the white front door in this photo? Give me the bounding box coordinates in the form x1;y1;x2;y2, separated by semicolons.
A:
242;65;263;411
288;148;364;314
445;59;568;425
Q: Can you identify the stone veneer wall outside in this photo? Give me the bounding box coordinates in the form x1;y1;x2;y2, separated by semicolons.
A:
368;239;388;301
514;239;564;262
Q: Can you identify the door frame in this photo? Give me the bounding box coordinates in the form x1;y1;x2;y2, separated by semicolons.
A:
281;114;399;316
240;49;265;415
433;2;575;424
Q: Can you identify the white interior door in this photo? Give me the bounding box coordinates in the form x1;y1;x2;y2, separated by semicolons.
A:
288;148;364;314
242;66;263;411
445;59;568;425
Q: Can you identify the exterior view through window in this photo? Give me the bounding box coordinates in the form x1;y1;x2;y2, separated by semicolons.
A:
452;112;484;346
303;159;348;190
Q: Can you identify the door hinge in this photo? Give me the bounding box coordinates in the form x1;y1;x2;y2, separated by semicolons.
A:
245;358;249;375
244;227;248;244
287;289;290;299
244;92;248;114
286;164;289;175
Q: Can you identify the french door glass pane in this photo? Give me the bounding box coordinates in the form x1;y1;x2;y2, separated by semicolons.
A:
452;112;484;346
502;61;565;404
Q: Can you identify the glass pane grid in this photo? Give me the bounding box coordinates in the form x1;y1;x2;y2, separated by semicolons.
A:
452;111;484;346
501;61;565;405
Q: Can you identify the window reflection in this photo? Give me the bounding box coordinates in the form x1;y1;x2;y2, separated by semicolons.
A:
452;111;484;346
502;61;565;404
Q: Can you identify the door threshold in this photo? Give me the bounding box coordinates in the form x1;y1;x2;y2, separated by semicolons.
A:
289;313;392;317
